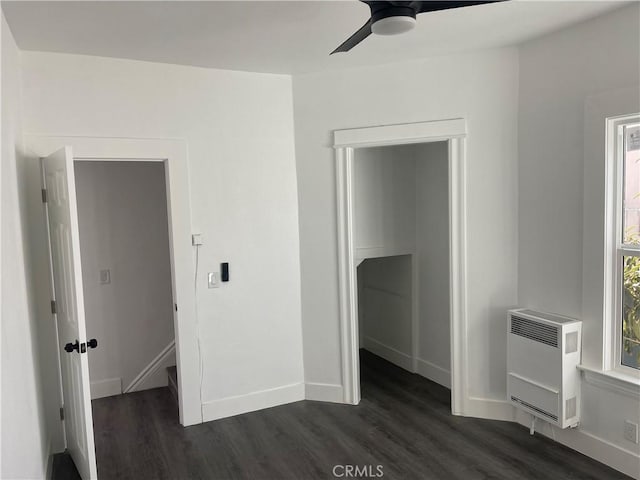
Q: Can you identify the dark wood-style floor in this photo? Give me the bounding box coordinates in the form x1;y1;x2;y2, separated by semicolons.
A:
56;350;631;480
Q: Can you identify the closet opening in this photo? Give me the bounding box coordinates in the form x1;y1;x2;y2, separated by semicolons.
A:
353;142;452;403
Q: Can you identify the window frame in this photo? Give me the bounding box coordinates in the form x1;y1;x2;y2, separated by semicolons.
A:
605;113;640;376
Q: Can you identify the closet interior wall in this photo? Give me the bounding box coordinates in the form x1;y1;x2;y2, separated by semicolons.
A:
355;142;451;387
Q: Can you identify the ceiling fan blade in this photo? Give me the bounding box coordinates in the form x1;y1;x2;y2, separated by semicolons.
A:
416;0;507;15
331;20;373;54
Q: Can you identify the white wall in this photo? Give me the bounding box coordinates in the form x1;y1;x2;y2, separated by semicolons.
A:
354;145;417;252
19;51;304;435
415;142;451;382
354;142;451;387
75;161;175;397
293;50;519;402
0;14;50;479
519;3;640;321
518;3;640;474
359;255;413;367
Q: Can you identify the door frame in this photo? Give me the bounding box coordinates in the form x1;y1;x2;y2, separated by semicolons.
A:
333;118;468;414
29;135;202;427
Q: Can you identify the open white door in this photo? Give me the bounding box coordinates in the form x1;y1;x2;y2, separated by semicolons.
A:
43;147;98;479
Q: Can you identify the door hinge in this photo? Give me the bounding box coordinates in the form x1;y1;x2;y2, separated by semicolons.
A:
51;300;57;314
41;189;48;203
59;406;64;421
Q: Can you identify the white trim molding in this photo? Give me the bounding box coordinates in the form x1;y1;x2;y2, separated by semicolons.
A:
333;118;466;149
124;340;176;393
202;383;305;422
362;337;414;372
448;136;468;415
578;365;640;399
334;118;468;416
603;113;640;374
90;378;123;400
25;135;202;426
416;359;451;389
305;383;344;403
336;146;360;405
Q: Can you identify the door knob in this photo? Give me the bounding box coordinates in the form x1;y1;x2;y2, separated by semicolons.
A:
64;340;79;353
88;338;98;349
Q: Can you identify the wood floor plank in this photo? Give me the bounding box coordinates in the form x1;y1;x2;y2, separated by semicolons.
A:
73;350;632;480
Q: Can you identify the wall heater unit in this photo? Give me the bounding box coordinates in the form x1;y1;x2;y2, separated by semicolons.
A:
507;309;582;429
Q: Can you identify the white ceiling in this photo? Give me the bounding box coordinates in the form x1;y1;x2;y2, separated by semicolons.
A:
1;1;628;74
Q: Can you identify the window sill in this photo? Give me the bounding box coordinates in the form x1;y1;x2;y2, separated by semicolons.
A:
577;365;640;399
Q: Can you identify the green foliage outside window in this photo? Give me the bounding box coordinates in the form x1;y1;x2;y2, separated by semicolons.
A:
622;229;640;368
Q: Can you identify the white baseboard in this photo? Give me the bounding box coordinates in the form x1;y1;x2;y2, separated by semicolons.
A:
305;382;344;403
464;397;515;422
90;377;122;400
362;337;413;371
415;358;451;388
515;410;640;479
362;338;452;389
202;383;305;422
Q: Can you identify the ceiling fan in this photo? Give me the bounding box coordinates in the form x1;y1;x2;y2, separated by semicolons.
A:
331;1;508;54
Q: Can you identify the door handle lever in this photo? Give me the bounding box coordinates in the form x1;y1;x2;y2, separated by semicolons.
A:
64;340;79;353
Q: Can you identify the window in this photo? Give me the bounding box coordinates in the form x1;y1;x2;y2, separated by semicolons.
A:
610;115;640;372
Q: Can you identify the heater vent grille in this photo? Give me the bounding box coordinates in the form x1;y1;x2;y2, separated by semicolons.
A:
511;396;558;422
511;316;558;348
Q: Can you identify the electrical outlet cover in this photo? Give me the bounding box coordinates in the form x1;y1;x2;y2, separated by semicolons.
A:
624;420;638;444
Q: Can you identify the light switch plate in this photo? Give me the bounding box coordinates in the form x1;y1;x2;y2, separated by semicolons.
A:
208;272;219;288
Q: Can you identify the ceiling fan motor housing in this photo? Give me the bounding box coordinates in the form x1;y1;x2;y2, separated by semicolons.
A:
371;5;417;35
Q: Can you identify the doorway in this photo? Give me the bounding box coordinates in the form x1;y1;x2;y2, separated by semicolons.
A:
334;119;468;414
354;141;452;401
34;136;201;479
74;161;178;403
